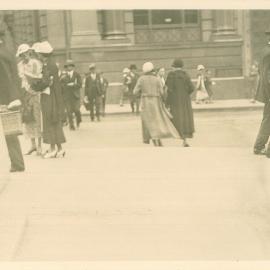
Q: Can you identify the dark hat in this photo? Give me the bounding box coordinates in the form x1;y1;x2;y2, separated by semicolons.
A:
64;59;75;67
172;57;184;68
129;64;137;70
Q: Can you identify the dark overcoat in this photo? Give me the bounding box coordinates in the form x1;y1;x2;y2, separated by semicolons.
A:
255;45;270;104
166;69;195;139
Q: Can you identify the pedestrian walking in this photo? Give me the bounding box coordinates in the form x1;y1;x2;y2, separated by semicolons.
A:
99;71;109;117
205;69;215;103
157;67;168;101
128;64;140;114
17;43;43;156
166;58;195;147
195;64;209;104
249;61;259;103
0;27;25;172
61;59;82;130
120;67;130;106
253;30;270;158
133;62;179;146
31;41;66;158
84;63;103;122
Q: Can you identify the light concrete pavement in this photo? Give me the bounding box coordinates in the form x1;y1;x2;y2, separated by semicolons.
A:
0;111;270;261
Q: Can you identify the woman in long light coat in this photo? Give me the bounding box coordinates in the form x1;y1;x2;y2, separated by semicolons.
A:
133;62;179;146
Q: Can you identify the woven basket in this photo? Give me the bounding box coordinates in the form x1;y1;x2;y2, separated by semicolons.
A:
0;110;23;136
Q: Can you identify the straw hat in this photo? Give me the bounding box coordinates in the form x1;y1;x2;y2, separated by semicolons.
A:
34;41;53;54
197;64;205;71
16;43;30;57
89;63;96;70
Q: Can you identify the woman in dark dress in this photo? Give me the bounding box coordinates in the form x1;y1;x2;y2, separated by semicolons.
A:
166;58;195;147
32;41;66;158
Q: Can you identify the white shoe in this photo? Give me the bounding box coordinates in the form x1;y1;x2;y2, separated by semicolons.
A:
56;149;66;158
43;150;57;159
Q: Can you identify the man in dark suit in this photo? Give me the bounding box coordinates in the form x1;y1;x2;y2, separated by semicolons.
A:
254;29;270;158
61;60;82;130
84;63;103;122
0;27;25;172
127;64;140;114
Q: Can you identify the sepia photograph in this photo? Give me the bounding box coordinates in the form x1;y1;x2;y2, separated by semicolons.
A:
1;1;270;268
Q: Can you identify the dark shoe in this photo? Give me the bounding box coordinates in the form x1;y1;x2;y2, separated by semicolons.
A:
70;126;75;131
10;167;25;173
183;142;190;147
254;148;266;155
25;148;37;155
157;140;163;147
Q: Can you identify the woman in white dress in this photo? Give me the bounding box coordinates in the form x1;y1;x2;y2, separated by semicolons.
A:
195;64;209;104
17;43;43;155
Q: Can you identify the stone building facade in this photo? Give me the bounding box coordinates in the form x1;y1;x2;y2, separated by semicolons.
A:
1;10;270;103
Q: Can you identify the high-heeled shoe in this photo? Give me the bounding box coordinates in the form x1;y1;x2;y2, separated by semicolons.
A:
25;148;37;155
43;150;57;159
56;149;66;158
183;141;190;147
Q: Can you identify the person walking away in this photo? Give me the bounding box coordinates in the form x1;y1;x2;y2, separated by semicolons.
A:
249;61;259;103
128;64;140;114
17;43;43;156
157;67;168;102
166;58;195;147
84;63;103;122
195;65;209;104
133;62;179;147
31;41;66;158
61;60;82;130
0;28;25;172
205;69;215;103
99;71;109;117
120;68;130;106
253;30;270;158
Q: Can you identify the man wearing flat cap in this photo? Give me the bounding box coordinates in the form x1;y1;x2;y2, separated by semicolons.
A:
0;24;25;172
254;29;270;157
84;63;103;122
61;59;82;130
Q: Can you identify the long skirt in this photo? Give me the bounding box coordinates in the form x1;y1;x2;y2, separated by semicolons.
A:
41;93;66;145
24;93;42;139
141;96;179;143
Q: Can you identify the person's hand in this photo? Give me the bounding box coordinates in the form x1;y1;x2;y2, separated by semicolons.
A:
7;99;22;110
67;82;75;86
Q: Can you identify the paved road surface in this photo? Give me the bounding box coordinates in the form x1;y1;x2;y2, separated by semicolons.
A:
1;111;270;261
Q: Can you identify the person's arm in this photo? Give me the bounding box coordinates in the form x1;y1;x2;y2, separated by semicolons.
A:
133;77;142;95
75;73;82;89
186;74;195;94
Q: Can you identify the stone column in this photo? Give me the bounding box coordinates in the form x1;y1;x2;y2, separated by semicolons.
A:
103;10;126;39
70;10;101;47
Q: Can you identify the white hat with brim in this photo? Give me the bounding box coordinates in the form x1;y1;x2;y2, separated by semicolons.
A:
197;64;205;71
122;68;130;73
142;62;154;73
89;63;96;69
31;42;41;52
16;43;30;57
34;41;53;54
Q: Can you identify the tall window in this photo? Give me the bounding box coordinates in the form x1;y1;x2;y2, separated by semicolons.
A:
134;10;199;28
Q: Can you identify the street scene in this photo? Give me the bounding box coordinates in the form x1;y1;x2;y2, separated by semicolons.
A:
1;8;270;264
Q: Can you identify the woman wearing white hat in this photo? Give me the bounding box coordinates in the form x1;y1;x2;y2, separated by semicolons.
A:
195;64;209;104
31;41;66;158
133;62;179;146
16;43;43;156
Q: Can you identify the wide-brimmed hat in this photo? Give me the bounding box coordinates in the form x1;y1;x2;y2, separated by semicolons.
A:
64;59;75;67
34;41;53;54
142;62;154;73
197;64;205;71
122;67;130;73
89;63;96;70
172;58;184;68
16;43;31;57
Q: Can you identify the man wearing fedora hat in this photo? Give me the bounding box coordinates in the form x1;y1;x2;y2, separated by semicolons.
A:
61;59;82;130
253;29;270;157
84;63;103;122
0;24;25;172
